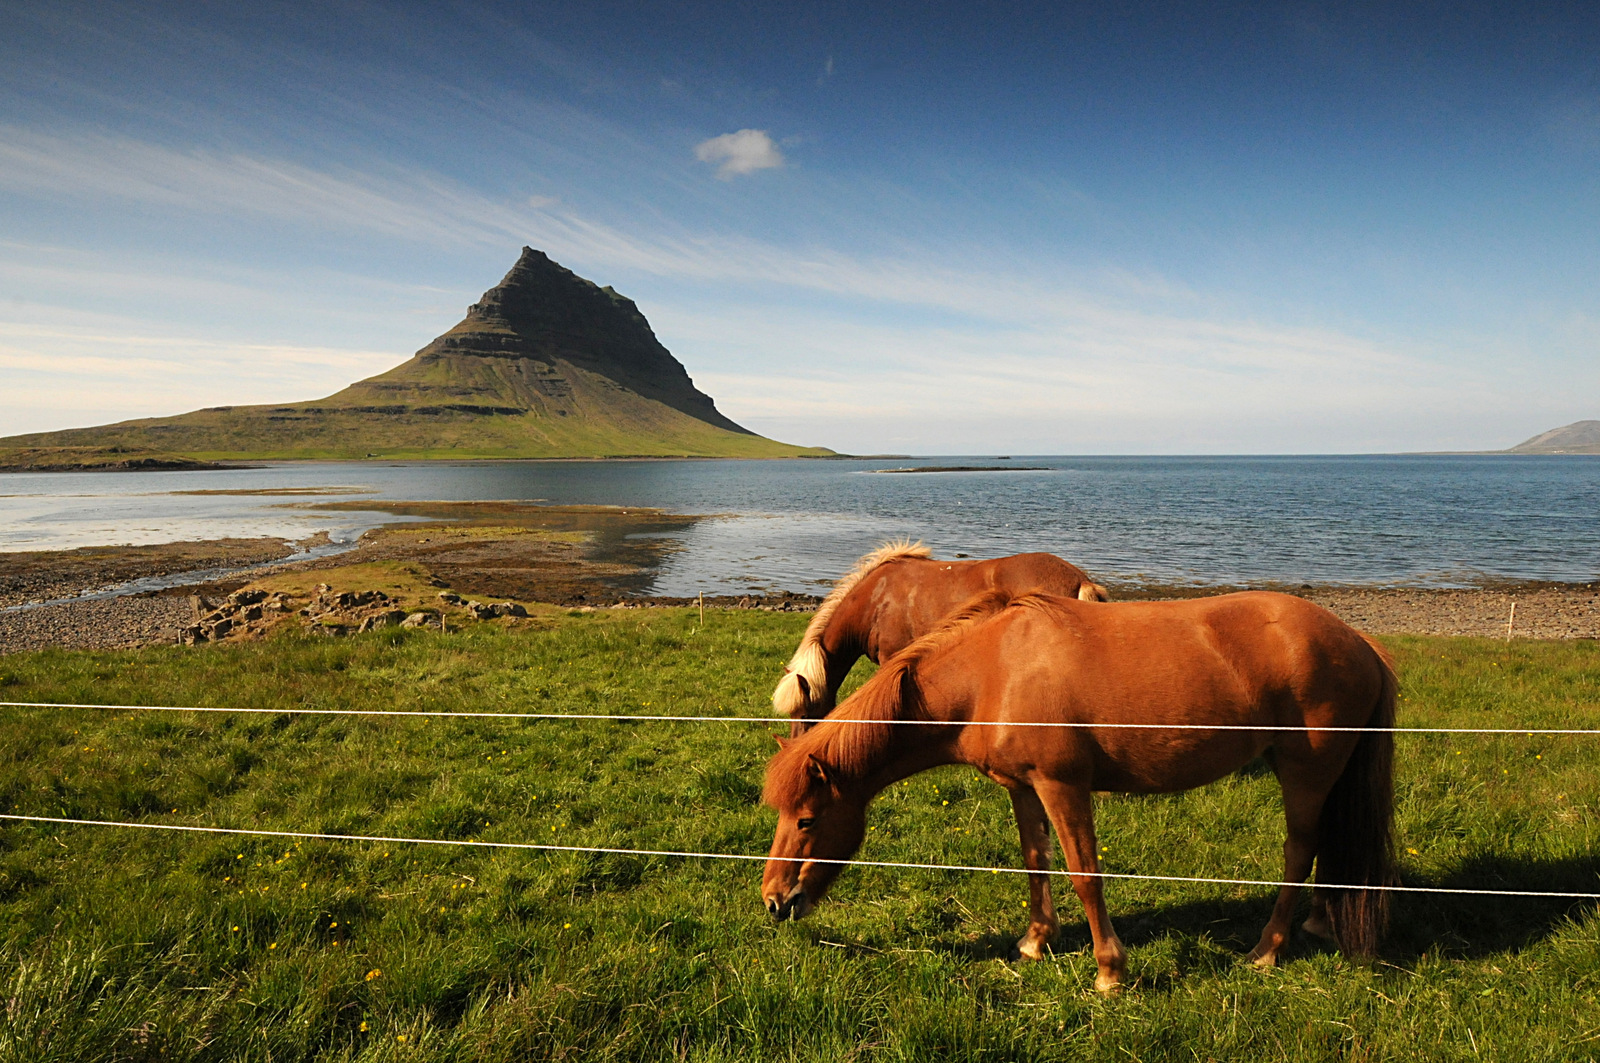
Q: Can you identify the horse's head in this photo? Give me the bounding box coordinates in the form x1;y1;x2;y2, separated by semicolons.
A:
762;745;865;921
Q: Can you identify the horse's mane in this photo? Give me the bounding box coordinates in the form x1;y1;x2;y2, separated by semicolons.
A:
764;589;1018;809
771;540;933;717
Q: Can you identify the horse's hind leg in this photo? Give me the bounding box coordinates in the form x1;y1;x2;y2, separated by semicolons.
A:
1001;782;1058;961
1033;778;1127;994
1301;894;1335;942
1247;776;1326;966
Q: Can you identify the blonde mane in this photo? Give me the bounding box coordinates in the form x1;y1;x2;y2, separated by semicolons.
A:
771;540;932;718
764;589;1019;808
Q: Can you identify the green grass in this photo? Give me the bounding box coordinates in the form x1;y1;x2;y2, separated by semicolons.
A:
0;619;1597;1061
1;354;834;462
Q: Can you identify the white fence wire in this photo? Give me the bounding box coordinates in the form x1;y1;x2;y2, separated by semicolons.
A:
3;701;1598;734
3;699;1598;902
3;814;1597;900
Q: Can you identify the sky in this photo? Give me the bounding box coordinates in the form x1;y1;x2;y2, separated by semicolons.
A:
2;0;1597;454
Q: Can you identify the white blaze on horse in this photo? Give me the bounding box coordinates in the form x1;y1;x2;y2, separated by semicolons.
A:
772;544;1109;733
762;590;1397;995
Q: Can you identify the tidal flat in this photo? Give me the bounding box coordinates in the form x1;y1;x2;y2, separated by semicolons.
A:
4;505;1597;655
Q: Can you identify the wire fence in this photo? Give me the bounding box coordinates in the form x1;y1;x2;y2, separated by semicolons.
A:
4;699;1598;903
4;701;1598;735
4;813;1598;900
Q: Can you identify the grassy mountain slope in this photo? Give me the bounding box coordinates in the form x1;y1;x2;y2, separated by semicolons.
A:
1507;419;1600;455
3;249;831;461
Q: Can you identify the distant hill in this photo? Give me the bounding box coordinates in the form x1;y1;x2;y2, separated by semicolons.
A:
1507;420;1600;455
2;248;831;461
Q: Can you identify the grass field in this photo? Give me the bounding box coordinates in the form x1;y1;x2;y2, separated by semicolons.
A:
1;612;1597;1061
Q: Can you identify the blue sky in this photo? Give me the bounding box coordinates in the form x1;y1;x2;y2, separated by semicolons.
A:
2;0;1597;453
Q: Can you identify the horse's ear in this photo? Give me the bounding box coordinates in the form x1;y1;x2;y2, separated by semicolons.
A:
773;734;791;750
897;661;919;711
794;673;810;699
805;754;834;785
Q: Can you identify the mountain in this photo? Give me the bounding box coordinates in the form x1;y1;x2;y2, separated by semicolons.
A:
2;249;830;461
1507;420;1600;455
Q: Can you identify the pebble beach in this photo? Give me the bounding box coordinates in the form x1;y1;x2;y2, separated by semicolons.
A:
3;532;1595;655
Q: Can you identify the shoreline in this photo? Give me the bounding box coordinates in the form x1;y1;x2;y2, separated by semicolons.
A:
2;525;1596;654
6;452;1599;472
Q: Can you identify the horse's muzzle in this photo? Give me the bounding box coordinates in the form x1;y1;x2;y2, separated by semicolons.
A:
764;887;810;922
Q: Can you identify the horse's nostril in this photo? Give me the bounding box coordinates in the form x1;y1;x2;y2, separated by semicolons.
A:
765;897;780;916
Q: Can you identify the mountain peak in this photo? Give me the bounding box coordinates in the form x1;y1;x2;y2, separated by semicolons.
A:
417;249;748;434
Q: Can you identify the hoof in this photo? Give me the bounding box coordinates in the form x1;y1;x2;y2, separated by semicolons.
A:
1012;937;1049;963
1247;928;1289;966
1301;912;1336;942
1094;974;1124;996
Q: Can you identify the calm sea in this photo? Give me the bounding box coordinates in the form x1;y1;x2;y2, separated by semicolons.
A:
2;456;1598;595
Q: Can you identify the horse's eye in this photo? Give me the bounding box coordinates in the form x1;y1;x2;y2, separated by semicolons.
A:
796;817;815;830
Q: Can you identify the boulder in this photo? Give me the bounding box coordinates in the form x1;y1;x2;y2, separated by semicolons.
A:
358;609;410;632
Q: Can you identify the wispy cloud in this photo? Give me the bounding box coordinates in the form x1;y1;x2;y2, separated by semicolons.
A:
0;314;401;434
1;125;1544;450
0;126;543;249
693;129;785;178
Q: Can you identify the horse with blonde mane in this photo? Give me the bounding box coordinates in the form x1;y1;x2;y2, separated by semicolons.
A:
772;544;1108;734
762;590;1396;995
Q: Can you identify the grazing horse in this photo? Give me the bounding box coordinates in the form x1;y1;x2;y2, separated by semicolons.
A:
762;591;1396;995
772;543;1109;733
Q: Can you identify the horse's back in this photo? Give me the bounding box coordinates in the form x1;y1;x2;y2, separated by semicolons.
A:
938;591;1390;791
1029;590;1379;692
943;591;1385;728
859;553;1101;660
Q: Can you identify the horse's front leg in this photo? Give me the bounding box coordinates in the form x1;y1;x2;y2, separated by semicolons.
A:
1001;782;1058;960
1247;774;1325;966
1033;778;1126;994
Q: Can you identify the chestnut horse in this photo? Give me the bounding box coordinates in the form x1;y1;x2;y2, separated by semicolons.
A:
762;590;1396;994
772;543;1108;732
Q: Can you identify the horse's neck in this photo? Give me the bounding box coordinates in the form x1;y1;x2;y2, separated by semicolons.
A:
820;585;875;669
817;664;968;797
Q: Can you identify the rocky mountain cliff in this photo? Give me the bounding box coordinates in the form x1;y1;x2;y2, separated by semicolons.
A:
341;247;752;434
1507;420;1600;455
3;249;828;461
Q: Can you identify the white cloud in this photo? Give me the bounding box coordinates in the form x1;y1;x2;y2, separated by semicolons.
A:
693;129;785;179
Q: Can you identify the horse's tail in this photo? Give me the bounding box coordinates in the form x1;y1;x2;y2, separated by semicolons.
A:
1316;633;1397;957
1077;582;1111;602
772;639;829;719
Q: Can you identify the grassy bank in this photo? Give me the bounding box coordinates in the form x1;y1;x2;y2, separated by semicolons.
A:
0;614;1597;1061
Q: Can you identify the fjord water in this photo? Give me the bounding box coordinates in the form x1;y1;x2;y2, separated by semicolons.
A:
2;456;1597;596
